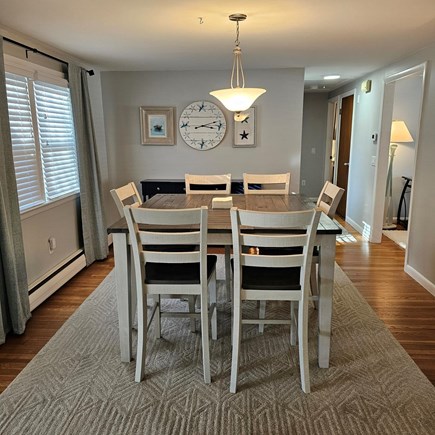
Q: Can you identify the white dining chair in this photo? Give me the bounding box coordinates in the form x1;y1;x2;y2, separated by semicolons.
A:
230;207;321;393
243;173;291;331
110;181;142;216
111;181;197;332
124;205;217;383
316;181;345;219
185;173;232;300
185;173;231;195
309;181;345;304
243;172;291;195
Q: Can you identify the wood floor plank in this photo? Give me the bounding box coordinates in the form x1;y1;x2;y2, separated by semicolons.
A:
0;220;434;393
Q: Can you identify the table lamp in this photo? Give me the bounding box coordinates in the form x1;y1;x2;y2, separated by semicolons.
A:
383;120;414;229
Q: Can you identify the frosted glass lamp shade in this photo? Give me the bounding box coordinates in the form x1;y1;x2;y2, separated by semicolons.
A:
390;120;413;143
210;87;266;112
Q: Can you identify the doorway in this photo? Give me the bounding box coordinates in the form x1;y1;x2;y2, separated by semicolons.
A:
336;94;354;217
325;91;355;219
371;63;426;254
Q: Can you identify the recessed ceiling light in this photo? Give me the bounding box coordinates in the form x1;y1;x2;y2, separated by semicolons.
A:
323;75;341;80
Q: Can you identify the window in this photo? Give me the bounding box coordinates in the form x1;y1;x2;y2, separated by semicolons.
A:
5;69;79;212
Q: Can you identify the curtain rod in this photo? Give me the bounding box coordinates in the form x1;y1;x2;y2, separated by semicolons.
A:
3;36;94;76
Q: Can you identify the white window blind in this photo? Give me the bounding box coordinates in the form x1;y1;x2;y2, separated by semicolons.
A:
5;71;79;212
34;81;79;201
5;73;44;210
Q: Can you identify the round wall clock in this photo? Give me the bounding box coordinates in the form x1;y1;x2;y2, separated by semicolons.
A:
179;101;227;151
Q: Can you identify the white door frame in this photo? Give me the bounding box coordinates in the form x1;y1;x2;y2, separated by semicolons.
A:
370;62;427;244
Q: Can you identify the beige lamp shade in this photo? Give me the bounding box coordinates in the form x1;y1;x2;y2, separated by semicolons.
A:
390;120;414;143
210;87;266;113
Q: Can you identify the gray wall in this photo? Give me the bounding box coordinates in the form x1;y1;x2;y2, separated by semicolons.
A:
101;68;305;225
300;93;328;197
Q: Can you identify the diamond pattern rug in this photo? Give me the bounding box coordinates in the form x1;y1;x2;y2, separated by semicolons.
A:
0;261;434;434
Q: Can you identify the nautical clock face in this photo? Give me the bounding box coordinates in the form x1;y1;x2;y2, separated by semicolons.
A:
179;101;227;151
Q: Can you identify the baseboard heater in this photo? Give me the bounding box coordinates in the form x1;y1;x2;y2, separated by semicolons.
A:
28;250;86;311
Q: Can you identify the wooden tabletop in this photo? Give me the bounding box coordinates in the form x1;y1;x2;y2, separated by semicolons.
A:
108;194;342;235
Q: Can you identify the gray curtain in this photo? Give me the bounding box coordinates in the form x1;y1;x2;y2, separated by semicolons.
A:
0;37;31;344
68;64;108;265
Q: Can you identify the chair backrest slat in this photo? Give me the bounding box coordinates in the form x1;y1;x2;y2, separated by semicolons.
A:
240;233;308;248
110;182;142;217
316;181;345;218
131;206;201;225
241;253;304;268
185;174;231;195
243;173;290;195
139;231;200;246
143;250;200;264
237;208;313;228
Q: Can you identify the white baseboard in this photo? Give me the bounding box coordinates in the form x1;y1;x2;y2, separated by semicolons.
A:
29;253;86;311
404;264;435;297
345;217;365;237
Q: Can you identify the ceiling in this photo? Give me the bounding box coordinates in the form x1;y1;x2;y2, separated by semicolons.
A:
1;0;435;91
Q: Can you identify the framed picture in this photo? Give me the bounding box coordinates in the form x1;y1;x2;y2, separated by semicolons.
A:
140;106;176;145
233;107;256;147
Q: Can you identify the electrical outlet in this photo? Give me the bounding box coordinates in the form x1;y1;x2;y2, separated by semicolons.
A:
301;179;306;186
311;148;316;155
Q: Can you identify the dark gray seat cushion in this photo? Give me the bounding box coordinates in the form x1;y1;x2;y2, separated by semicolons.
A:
145;255;217;285
231;259;301;290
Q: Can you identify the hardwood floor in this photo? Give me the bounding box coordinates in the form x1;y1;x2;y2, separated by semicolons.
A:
335;219;435;385
0;223;434;393
0;254;114;393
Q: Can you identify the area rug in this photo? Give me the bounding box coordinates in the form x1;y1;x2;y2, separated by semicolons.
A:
383;230;407;249
0;261;434;434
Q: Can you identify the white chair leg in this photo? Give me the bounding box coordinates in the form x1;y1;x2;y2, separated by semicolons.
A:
230;294;242;393
200;290;211;384
259;300;266;333
209;271;217;340
155;295;161;339
310;262;319;309
298;299;310;393
135;293;147;382
188;296;196;333
225;246;231;301
290;301;297;346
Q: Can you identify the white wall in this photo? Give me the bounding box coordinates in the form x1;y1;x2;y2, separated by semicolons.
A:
301;93;328;197
101;68;305;225
330;77;384;236
21;197;82;288
331;43;435;290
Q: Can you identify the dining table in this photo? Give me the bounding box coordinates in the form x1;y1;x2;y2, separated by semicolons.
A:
107;193;342;369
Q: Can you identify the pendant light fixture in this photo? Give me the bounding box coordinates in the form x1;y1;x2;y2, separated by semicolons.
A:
210;14;266;121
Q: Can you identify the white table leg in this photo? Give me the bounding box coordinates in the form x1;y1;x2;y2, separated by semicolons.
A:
317;234;335;368
113;233;132;362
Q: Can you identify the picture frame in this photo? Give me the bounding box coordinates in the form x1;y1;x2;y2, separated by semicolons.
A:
140;106;176;145
233;107;256;147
